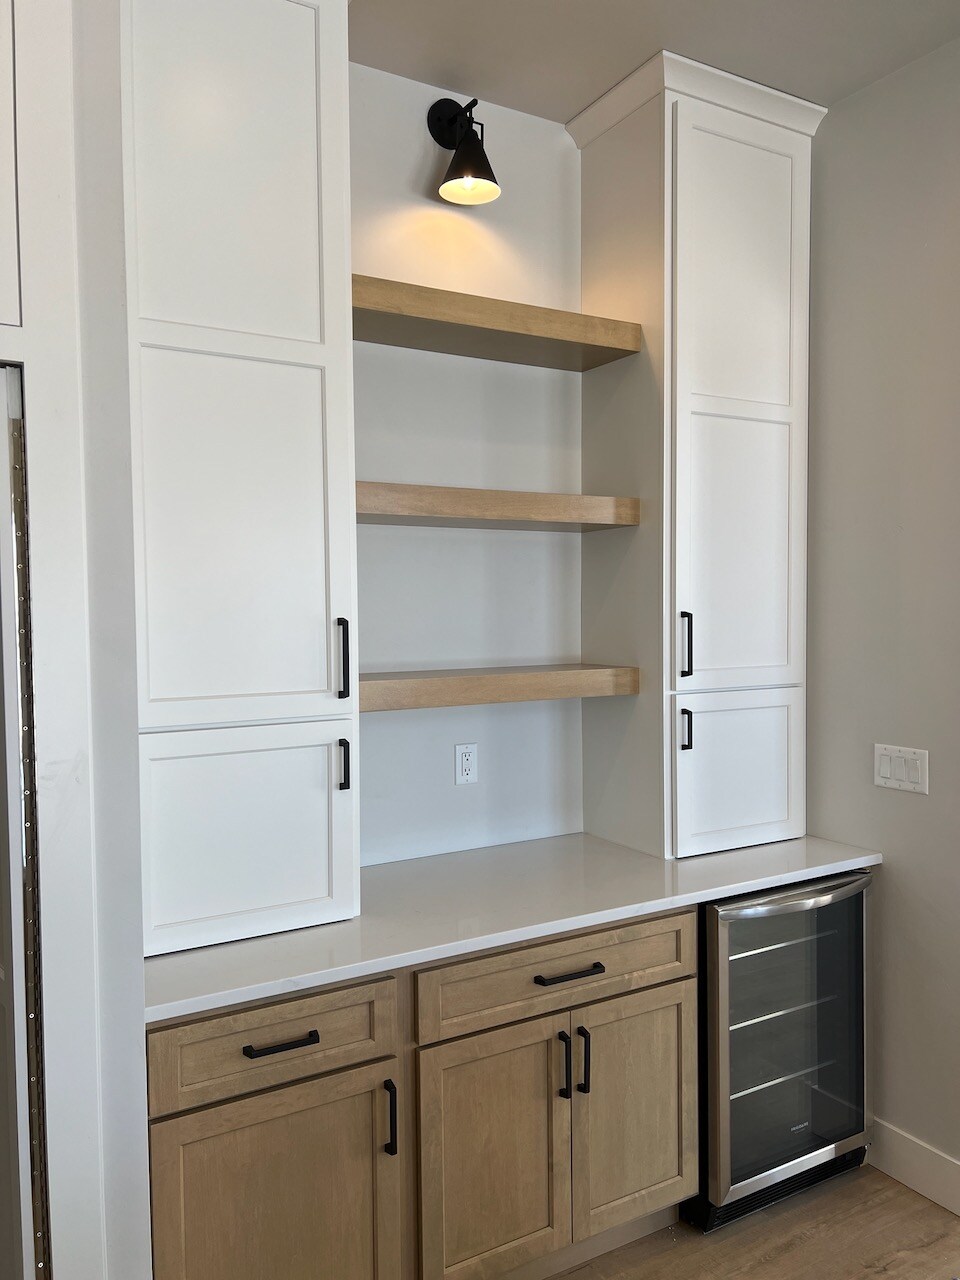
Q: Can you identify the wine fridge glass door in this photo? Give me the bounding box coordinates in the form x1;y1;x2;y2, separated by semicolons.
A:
709;874;869;1205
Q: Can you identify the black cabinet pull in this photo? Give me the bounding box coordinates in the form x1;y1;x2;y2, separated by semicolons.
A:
242;1028;319;1060
383;1079;398;1156
339;737;351;791
337;616;350;699
577;1026;591;1094
534;961;605;988
558;1031;573;1100
680;610;694;677
681;707;694;751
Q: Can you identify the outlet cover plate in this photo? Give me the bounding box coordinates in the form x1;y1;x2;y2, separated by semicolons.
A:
874;743;928;794
455;743;478;786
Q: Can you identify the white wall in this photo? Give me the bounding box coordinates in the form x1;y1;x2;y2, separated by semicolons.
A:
349;65;584;863
809;35;960;1212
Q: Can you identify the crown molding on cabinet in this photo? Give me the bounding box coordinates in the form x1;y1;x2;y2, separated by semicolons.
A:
566;50;827;150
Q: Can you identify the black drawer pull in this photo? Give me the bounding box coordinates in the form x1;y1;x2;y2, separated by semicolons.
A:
242;1028;319;1060
680;707;694;751
337;616;350;699
577;1026;591;1094
558;1031;573;1100
680;610;694;677
383;1079;398;1156
339;737;351;791
534;961;606;988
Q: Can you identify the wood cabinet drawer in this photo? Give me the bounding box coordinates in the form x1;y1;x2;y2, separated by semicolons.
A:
148;978;397;1117
416;913;695;1044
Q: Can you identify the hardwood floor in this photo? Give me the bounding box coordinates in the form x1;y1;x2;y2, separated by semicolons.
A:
565;1168;960;1279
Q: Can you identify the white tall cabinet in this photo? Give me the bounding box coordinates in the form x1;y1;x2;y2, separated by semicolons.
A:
122;0;360;953
577;54;824;859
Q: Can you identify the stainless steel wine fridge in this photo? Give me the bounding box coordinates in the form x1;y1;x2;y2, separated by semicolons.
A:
683;872;871;1231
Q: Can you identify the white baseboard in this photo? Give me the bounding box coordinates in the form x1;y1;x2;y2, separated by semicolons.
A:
869;1118;960;1217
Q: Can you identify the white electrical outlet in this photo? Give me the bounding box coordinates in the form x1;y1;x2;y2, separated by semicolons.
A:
455;743;478;786
874;744;928;794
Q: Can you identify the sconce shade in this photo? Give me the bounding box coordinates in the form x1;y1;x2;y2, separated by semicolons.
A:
438;125;501;205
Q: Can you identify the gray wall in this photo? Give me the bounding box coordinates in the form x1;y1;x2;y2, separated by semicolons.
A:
809;35;960;1188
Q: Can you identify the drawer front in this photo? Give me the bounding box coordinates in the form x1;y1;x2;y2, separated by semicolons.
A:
148;978;397;1117
416;913;695;1044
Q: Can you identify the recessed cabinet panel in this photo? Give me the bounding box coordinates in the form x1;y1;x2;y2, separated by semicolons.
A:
673;688;805;857
419;1015;572;1280
675;410;803;688
130;0;323;340
0;0;19;327
675;100;799;407
150;1061;401;1280
141;721;357;954
134;346;348;726
572;981;698;1240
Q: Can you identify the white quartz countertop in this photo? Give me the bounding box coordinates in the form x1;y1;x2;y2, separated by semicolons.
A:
144;833;882;1024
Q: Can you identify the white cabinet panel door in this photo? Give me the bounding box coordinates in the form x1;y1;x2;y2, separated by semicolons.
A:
672;688;804;858
672;98;809;690
123;0;357;729
0;0;19;327
141;721;358;954
129;0;323;341
133;346;354;727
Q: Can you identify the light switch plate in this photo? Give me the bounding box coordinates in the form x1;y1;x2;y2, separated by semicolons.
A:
874;743;928;794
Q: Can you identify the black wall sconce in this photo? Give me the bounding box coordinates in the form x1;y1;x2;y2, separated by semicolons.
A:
427;97;501;206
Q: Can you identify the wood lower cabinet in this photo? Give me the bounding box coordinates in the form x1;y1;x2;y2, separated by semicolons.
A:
150;1059;402;1280
419;979;698;1280
571;980;698;1240
419;1015;573;1280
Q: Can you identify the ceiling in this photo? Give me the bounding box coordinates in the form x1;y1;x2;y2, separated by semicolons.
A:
348;0;960;124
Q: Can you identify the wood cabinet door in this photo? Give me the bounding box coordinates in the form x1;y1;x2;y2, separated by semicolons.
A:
571;980;698;1241
150;1059;401;1280
672;687;805;857
123;0;358;729
672;97;809;692
419;1014;572;1280
140;719;358;954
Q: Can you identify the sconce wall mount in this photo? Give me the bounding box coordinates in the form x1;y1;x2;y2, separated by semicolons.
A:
428;97;501;206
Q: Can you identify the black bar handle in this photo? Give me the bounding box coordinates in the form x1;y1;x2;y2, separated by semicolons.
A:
339;738;351;791
242;1028;319;1060
681;707;694;751
383;1079;398;1155
558;1031;573;1100
534;960;605;988
680;611;694;677
337;616;350;699
577;1026;591;1095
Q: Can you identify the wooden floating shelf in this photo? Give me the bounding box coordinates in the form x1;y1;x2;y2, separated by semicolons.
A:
356;482;641;533
359;664;641;713
352;275;642;372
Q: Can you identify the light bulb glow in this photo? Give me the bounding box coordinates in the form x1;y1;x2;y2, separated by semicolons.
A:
438;176;501;206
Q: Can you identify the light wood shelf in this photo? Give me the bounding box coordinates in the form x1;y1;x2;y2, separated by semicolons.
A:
356;482;641;533
352;275;642;371
359;664;641;713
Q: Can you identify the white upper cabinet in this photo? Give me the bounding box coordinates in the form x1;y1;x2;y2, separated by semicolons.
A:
123;0;357;728
0;0;20;327
672;99;809;692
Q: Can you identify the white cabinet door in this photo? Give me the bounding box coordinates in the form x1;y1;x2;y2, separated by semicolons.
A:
141;720;358;955
0;0;19;327
123;0;357;728
672;97;809;691
672;688;804;858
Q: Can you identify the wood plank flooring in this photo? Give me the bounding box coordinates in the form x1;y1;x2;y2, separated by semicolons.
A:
567;1168;960;1279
